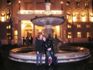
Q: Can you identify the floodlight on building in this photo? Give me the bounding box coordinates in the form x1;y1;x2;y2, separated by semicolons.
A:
0;11;10;22
81;14;87;22
90;14;93;22
72;15;77;22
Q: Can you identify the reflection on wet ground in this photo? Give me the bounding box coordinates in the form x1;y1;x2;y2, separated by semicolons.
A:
0;44;93;70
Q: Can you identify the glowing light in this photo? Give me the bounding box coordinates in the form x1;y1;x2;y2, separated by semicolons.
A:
77;32;81;38
14;30;18;35
18;0;21;4
90;14;93;22
1;16;6;22
86;32;90;38
81;15;87;22
60;1;64;4
55;25;60;31
0;11;10;22
72;15;77;22
21;23;25;30
45;3;51;11
18;10;62;15
66;13;74;23
68;19;72;23
8;25;11;29
21;20;33;29
68;32;72;38
0;12;6;22
67;16;72;23
77;24;81;28
6;25;11;29
55;25;60;37
67;25;71;28
68;35;72;38
80;47;84;51
38;29;42;32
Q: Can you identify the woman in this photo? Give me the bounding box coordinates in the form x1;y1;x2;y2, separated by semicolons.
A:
35;34;44;65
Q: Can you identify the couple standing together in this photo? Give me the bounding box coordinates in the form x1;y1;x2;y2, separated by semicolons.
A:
35;33;57;65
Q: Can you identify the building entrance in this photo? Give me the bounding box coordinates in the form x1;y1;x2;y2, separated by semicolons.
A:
21;20;33;38
21;20;62;39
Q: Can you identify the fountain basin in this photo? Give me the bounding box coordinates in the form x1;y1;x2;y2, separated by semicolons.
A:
9;47;90;64
31;16;64;26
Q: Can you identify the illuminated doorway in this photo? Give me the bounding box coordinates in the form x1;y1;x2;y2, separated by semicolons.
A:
21;20;61;38
21;20;33;38
53;25;61;38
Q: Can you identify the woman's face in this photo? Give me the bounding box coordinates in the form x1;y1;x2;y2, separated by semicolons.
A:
39;35;43;40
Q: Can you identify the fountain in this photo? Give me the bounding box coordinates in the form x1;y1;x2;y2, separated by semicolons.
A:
31;16;64;37
9;0;91;70
9;46;90;70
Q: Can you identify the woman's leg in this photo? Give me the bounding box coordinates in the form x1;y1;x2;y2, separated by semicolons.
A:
36;52;40;64
39;53;43;64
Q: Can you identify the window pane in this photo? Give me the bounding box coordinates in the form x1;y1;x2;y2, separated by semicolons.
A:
77;32;81;38
77;24;81;28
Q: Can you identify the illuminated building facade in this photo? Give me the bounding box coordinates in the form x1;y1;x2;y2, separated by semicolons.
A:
0;0;93;44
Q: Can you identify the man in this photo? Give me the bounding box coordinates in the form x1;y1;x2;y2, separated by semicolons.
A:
45;34;57;66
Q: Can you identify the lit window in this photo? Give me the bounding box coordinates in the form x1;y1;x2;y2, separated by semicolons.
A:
86;32;90;38
86;25;90;28
66;14;72;23
90;15;93;22
81;15;87;22
8;25;11;29
68;35;72;38
14;30;18;35
68;32;71;34
77;32;81;38
67;25;72;28
0;13;6;22
7;33;11;36
6;26;9;29
72;15;77;22
68;32;72;38
77;24;81;28
6;25;11;29
14;30;18;43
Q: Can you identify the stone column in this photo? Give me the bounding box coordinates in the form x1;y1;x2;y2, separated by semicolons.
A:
33;24;35;39
60;24;62;38
44;25;53;37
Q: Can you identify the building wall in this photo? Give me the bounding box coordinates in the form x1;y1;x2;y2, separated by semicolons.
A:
0;0;93;44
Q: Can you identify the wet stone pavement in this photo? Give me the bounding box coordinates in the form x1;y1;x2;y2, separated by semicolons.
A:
0;44;93;70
